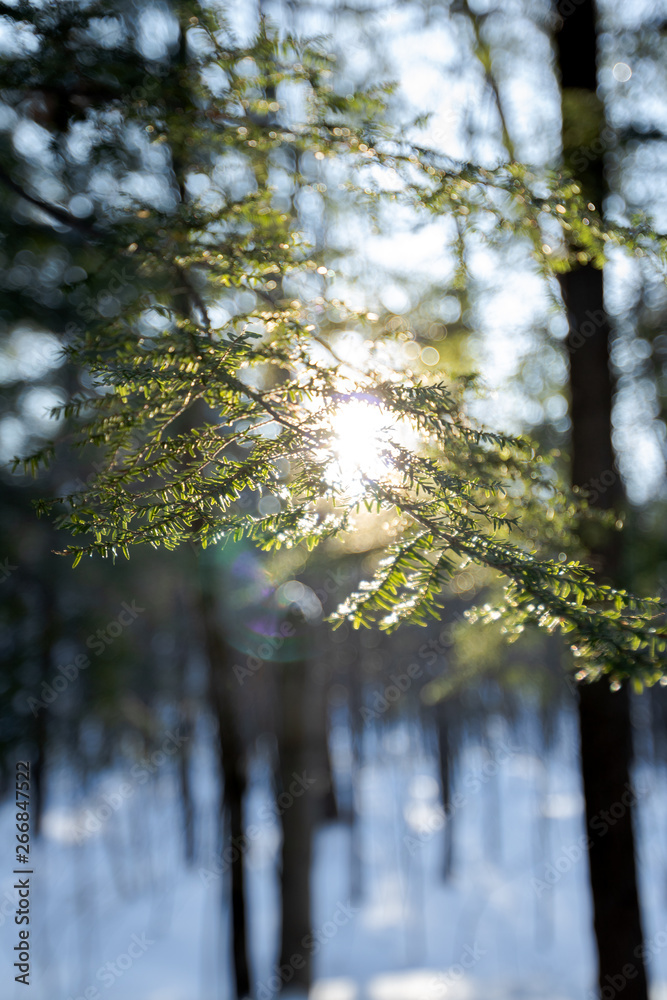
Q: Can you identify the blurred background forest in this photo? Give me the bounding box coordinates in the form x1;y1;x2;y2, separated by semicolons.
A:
1;1;667;999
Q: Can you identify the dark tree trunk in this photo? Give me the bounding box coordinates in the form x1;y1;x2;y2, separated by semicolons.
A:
276;654;315;997
199;576;252;1000
556;4;648;997
175;589;195;864
577;680;646;996
223;757;250;1000
347;646;363;902
435;704;454;879
33;580;56;836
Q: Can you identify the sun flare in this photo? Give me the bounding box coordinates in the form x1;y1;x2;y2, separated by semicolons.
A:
322;395;414;497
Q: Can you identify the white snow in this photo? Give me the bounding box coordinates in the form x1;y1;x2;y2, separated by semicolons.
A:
2;714;667;1000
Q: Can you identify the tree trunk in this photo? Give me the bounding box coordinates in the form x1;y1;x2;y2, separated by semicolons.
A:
435;704;454;879
199;573;252;1000
33;579;57;836
556;4;648;997
175;588;195;864
276;653;315;997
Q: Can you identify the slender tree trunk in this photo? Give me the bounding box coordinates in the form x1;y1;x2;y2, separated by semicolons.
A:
347;644;363;903
276;653;315;997
175;589;195;864
33;579;56;836
435;704;454;879
199;574;252;1000
556;5;648;996
320;681;339;823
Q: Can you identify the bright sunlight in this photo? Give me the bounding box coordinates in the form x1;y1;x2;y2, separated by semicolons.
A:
323;393;414;497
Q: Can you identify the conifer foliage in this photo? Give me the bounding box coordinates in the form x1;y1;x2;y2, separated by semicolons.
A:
2;0;664;683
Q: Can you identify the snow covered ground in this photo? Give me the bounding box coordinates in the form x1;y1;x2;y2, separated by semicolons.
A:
2;712;667;1000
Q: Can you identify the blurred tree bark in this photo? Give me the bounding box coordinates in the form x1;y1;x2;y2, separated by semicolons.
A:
33;578;56;836
175;587;195;864
435;702;454;879
556;3;648;997
199;573;252;1000
276;652;316;997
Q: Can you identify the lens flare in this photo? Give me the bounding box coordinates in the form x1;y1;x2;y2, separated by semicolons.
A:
323;395;413;497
